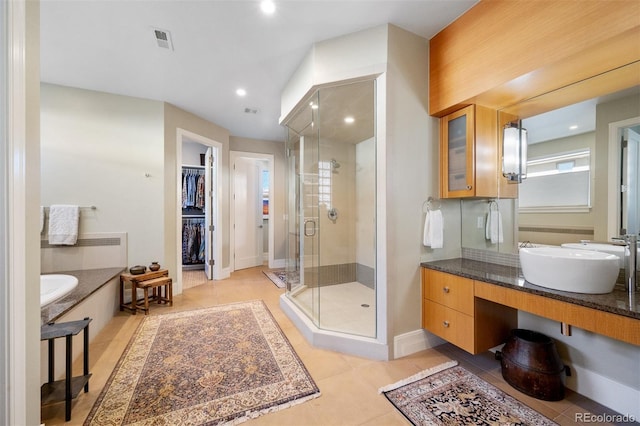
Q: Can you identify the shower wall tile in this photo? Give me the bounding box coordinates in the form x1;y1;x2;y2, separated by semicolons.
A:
304;262;377;287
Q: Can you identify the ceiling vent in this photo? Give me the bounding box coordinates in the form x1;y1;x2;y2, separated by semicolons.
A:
152;28;173;50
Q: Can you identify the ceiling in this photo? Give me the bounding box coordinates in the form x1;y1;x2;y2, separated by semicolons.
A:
523;85;640;144
40;0;477;143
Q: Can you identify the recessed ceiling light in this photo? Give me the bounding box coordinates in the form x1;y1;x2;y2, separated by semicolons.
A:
236;88;247;97
344;116;355;124
260;0;276;15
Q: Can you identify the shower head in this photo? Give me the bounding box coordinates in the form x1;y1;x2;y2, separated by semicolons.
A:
331;159;340;169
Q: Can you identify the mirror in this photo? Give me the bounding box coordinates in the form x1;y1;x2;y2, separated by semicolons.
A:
517;86;640;247
461;62;640;254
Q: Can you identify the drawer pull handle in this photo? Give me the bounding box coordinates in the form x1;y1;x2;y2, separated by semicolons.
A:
443;320;450;328
443;287;450;293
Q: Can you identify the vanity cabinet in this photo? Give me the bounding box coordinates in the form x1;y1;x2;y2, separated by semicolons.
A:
439;105;517;199
422;268;516;354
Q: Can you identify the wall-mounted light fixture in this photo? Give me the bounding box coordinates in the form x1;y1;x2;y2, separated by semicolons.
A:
502;121;528;183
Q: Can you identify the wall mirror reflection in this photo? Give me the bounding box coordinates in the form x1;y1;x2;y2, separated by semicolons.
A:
517;86;640;247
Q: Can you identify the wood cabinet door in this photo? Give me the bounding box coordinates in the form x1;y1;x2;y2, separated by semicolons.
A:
440;105;475;198
425;269;474;315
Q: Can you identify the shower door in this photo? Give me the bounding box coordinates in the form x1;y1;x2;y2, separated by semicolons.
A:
285;92;320;320
284;80;376;338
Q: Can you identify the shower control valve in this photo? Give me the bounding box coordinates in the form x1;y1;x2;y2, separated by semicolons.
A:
328;208;338;222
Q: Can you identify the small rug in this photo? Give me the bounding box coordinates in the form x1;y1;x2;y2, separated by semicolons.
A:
85;301;320;425
263;270;286;288
379;360;558;426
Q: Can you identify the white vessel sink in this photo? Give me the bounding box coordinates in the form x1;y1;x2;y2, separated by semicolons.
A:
519;247;620;294
561;242;639;270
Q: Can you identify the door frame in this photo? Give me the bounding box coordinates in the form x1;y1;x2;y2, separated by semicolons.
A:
176;128;222;287
229;151;275;272
607;116;640;239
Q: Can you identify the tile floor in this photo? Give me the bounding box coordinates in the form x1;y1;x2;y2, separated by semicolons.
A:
41;265;629;425
289;282;376;337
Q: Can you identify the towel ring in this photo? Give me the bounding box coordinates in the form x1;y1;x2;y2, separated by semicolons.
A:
423;197;441;212
488;200;499;211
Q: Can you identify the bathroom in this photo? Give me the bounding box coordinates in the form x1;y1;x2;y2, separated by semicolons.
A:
3;1;640;424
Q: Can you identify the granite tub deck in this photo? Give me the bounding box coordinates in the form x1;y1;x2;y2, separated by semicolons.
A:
41;267;125;325
420;258;639;320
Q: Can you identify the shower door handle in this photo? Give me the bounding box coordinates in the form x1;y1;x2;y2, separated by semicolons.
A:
304;220;316;237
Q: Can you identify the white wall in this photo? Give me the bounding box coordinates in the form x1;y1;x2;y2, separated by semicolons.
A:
41;83;165;268
5;1;42;423
280;25;388;125
519;312;640;420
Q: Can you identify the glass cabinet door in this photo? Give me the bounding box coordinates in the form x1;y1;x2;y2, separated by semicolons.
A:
440;105;475;198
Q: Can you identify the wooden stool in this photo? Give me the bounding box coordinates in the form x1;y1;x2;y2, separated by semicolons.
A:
136;277;173;315
120;269;169;315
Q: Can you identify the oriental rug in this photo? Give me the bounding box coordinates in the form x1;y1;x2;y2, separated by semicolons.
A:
263;270;286;288
85;301;320;425
379;361;558;426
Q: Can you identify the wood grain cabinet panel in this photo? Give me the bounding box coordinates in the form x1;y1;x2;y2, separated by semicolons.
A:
439;105;517;199
425;268;473;315
424;300;475;354
422;268;516;354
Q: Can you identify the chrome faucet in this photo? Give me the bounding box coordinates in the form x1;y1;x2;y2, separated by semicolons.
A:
624;234;637;294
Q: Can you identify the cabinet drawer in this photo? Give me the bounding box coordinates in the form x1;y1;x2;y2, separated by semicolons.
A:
424;300;474;353
425;269;474;315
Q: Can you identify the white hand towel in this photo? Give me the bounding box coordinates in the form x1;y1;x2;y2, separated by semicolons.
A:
423;210;444;248
423;211;432;246
48;205;79;245
40;206;45;234
429;210;444;248
485;210;504;244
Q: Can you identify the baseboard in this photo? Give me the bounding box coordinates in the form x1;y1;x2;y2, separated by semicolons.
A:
565;363;640;421
393;329;446;359
280;294;390;360
218;267;231;280
270;258;286;269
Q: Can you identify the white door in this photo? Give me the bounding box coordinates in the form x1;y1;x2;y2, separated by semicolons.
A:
204;147;215;279
233;157;263;270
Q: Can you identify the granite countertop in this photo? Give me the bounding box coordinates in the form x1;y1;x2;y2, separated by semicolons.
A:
40;267;125;325
420;258;640;320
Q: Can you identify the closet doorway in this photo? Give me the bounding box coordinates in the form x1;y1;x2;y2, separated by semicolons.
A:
230;151;274;271
177;129;222;290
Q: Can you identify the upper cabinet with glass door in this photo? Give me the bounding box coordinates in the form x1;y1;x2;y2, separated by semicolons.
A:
440;105;517;199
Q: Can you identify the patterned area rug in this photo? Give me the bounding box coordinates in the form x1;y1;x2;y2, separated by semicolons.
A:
380;361;558;426
263;270;286;288
85;301;320;425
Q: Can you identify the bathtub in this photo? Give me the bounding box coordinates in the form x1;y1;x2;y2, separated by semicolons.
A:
40;274;78;307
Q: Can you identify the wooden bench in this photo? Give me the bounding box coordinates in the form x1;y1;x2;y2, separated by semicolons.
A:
135;276;173;315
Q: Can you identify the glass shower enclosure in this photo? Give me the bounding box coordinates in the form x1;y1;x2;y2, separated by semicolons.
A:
284;79;376;338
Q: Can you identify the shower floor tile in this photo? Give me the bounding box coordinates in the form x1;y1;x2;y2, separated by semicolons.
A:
289;281;375;337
